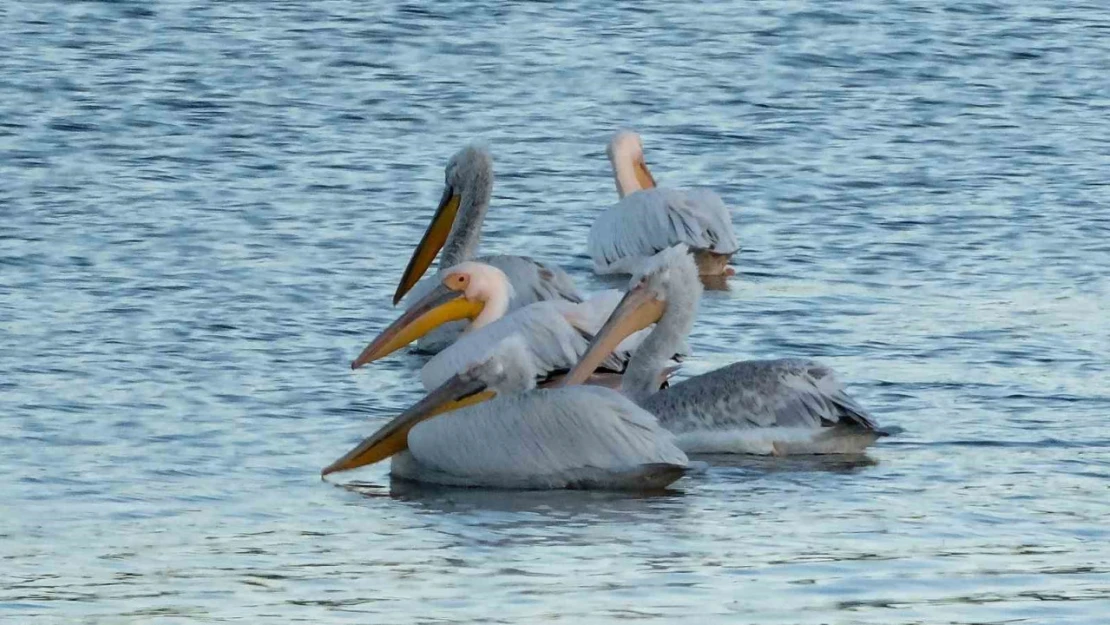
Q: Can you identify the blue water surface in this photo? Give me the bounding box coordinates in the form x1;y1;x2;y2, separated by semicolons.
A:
2;1;1108;623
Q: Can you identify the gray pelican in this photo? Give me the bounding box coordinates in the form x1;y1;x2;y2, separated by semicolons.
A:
588;131;740;276
325;336;688;490
351;261;678;391
393;145;581;353
563;245;881;455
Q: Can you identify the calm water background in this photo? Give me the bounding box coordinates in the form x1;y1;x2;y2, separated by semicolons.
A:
3;1;1108;623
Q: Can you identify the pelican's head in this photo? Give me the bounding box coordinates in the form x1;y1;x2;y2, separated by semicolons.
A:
393;145;494;305
607;130;656;198
352;262;513;369
561;245;700;386
323;335;533;476
445;145;493;193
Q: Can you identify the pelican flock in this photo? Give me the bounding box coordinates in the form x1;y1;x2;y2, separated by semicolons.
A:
325;132;882;490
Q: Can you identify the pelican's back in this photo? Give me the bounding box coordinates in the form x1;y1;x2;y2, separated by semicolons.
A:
588;188;739;275
421;300;631;391
399;386;688;489
643;358;879;455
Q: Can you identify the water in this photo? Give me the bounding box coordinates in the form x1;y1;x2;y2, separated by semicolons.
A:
3;1;1108;622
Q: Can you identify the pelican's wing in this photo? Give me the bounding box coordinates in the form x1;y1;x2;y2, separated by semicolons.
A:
644;358;877;433
420;302;619;390
587;188;739;274
478;254;583;305
403;386;688;489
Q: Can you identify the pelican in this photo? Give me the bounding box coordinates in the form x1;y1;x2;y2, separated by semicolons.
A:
563;245;882;455
351;261;680;392
393;145;581;353
588;131;740;277
325;336;688;490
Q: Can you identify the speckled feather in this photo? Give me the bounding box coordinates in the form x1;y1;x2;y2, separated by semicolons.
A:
644;358;878;433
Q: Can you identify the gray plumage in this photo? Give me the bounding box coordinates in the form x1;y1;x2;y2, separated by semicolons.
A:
613;246;881;455
406;146;581;353
645;358;877;433
588;187;739;275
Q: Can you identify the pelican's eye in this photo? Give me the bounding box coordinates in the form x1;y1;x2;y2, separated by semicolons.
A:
445;273;470;291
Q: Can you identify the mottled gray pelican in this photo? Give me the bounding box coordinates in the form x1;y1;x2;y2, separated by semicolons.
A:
394;145;581;353
325;336;688;490
351;261;678;392
563;245;881;455
588;131;740;276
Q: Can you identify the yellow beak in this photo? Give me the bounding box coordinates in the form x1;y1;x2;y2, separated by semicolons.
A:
635;158;657;190
393;187;461;305
322;377;494;476
351;284;483;369
559;284;665;386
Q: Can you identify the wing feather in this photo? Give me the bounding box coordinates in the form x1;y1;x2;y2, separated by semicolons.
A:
405;386;687;487
588;188;739;274
420;302;598;390
644;358;877;433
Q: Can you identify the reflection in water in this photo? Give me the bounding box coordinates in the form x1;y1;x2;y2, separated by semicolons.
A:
690;453;879;474
699;274;732;292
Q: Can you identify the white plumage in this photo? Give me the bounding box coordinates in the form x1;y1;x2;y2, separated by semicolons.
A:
379;335;689;490
419;290;643;390
404;255;582;352
395;386;688;489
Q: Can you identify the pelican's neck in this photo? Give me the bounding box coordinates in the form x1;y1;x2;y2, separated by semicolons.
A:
441;176;492;267
610;154;641;199
467;280;511;332
621;290;699;404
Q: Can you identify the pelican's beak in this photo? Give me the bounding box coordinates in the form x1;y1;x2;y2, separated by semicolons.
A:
322;375;494;476
635;157;657;190
351;283;482;369
560;283;665;386
393;186;461;305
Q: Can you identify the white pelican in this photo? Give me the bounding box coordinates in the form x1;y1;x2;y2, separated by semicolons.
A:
351;261;680;392
325;336;688;490
563;245;882;455
393;146;581;353
588;131;740;276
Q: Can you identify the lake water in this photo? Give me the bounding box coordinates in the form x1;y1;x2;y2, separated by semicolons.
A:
3;1;1108;623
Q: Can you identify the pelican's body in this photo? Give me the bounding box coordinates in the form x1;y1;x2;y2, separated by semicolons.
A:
393;386;687;489
353;261;673;390
588;132;739;276
395;147;580;353
642;359;880;455
327;337;688;490
420;296;636;390
565;246;881;455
